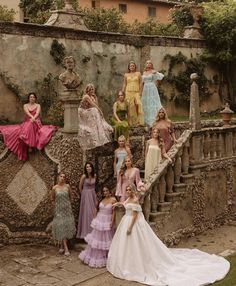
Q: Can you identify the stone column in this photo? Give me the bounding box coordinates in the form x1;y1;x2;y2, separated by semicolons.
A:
60;89;81;134
189;73;201;130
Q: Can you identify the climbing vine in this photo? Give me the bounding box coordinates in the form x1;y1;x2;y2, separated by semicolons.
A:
50;39;66;65
164;52;211;105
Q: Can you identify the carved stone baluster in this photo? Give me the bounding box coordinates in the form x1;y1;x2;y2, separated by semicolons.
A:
190;134;203;163
166;165;174;193
219;132;225;157
182;144;189;174
150;185;158;212
158;173;166;203
233;132;236;156
216;133;222;158
174;152;182;184
225;131;233;157
142;194;150;221
203;132;210;160
210;132;217;159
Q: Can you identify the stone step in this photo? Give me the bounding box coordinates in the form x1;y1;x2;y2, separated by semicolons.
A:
174;183;187;193
165;192;183;203
149;211;169;222
158;201;172;212
181;173;194;185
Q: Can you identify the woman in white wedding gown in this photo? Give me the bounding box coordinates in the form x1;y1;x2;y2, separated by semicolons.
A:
107;184;230;286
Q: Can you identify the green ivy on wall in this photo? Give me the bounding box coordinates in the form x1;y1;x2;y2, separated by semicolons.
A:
164;52;211;105
50;39;66;65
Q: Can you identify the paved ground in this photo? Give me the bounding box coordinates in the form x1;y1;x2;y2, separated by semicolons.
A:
0;222;236;286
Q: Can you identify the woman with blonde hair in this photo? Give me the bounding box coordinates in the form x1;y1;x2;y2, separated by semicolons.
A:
122;61;144;127
141;59;164;127
152;107;177;152
145;128;172;180
78;83;113;150
116;155;144;201
107;184;230;286
113;135;132;179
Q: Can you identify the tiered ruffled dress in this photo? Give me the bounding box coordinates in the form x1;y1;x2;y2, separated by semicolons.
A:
79;202;114;268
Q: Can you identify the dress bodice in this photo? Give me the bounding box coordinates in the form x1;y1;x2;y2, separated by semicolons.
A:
142;72;164;85
116;102;128;120
126;73;140;92
124;203;142;215
117;149;128;163
83;178;96;190
99;202;113;215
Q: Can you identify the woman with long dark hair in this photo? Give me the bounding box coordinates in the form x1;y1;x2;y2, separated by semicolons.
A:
0;92;56;160
77;162;98;239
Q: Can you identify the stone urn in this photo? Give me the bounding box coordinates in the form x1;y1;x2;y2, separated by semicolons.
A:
190;4;203;28
184;4;203;39
220;103;234;126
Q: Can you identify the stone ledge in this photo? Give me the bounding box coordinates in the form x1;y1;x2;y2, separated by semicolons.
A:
0;21;207;48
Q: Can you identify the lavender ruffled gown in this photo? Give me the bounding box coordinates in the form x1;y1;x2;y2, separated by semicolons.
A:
79;202;114;267
77;178;97;239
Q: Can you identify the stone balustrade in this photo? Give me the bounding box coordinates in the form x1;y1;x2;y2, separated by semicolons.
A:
143;125;236;221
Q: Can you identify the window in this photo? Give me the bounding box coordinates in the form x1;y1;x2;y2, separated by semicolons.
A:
119;4;127;14
92;0;96;8
148;7;156;18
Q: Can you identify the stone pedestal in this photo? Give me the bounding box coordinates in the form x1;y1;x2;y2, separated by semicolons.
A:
60;90;81;134
189;73;201;130
184;26;203;39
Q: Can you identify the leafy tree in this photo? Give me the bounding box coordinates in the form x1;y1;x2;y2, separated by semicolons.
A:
19;0;78;24
0;5;15;22
200;0;236;107
83;8;129;33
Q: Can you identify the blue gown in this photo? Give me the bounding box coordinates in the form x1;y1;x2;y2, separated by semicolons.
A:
141;72;164;127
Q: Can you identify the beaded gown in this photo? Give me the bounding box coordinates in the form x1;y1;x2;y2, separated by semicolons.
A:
77;178;97;239
0;107;56;161
79;201;114;268
142;72;164;127
115;149;128;177
116;167;144;201
52;185;76;242
125;73;144;126
111;101;129;141
78;96;113;150
107;203;230;286
145;144;161;180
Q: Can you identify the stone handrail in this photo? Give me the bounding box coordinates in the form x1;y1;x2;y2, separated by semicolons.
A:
142;129;193;220
142;125;236;220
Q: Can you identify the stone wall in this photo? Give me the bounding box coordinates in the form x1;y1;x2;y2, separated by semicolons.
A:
0;22;227;124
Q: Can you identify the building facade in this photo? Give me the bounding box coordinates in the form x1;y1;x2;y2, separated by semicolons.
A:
0;0;175;24
80;0;175;24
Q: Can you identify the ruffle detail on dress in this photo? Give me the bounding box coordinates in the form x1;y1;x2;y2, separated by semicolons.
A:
91;219;112;231
79;246;107;268
85;231;114;250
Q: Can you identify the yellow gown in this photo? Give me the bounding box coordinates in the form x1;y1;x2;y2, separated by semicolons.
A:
125;73;144;126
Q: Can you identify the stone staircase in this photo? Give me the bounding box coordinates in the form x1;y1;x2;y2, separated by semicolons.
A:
142;125;236;245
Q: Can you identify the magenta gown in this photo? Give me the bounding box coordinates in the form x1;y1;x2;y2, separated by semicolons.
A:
79;202;114;268
0;108;56;161
77;178;97;239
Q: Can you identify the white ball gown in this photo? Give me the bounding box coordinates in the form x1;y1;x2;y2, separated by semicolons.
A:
107;203;230;286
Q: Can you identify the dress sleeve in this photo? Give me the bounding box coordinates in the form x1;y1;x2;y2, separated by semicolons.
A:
131;204;142;212
135;168;144;190
154;72;164;81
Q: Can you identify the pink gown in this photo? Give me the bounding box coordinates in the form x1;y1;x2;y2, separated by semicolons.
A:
116;167;144;201
79;201;114;268
0;107;56;161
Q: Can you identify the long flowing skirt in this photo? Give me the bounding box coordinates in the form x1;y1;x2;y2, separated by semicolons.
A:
107;212;230;286
78;107;113;150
